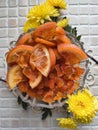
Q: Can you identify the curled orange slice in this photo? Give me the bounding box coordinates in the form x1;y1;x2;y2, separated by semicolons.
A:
48;48;56;71
16;33;30;45
6;45;34;64
57;43;88;63
6;65;27;90
35;37;56;47
32;22;57;40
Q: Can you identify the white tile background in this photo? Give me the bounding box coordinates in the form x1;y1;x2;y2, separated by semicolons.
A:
0;0;98;129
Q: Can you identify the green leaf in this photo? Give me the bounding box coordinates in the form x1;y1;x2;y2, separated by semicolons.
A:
21;101;28;110
22;92;27;97
17;96;28;110
42;111;49;120
77;35;81;41
72;27;77;36
17;96;22;104
65;25;72;32
41;108;52;120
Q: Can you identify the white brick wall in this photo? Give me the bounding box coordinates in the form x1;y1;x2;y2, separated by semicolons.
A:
0;0;98;129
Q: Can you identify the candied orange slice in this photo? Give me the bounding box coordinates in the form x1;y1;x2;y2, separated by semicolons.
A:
57;44;88;63
71;67;85;80
53;48;61;60
55;26;66;35
55;35;72;44
17;51;30;68
43;91;54;103
6;45;34;64
35;37;56;47
54;92;63;101
23;67;42;89
30;44;51;77
18;81;30;93
48;78;55;89
48;48;56;71
6;65;27;90
16;33;31;45
32;22;57;40
27;88;36;98
67;82;79;95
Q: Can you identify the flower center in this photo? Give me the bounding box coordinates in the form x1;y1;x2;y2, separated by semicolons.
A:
77;101;85;108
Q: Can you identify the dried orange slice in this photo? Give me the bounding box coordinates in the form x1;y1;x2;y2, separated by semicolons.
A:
43;91;54;103
32;22;57;40
35;37;56;47
16;33;34;46
6;65;27;90
6;45;34;64
18;81;30;93
57;44;88;63
17;51;30;68
55;26;66;35
55;35;72;44
23;67;42;89
48;48;56;71
30;44;51;77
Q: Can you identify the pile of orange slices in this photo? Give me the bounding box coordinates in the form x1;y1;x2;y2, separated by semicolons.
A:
6;22;88;103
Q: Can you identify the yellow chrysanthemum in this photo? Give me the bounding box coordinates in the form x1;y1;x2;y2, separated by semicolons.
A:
67;88;98;124
27;2;59;24
57;18;69;28
46;0;67;9
23;19;40;33
57;118;77;129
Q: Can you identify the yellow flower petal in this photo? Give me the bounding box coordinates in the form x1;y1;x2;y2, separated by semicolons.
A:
57;18;69;28
57;118;77;129
27;2;59;24
67;88;98;124
46;0;67;9
23;19;40;33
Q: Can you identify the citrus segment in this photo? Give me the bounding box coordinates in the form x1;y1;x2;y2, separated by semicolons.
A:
57;43;88;63
6;45;34;64
30;44;51;77
6;65;27;90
